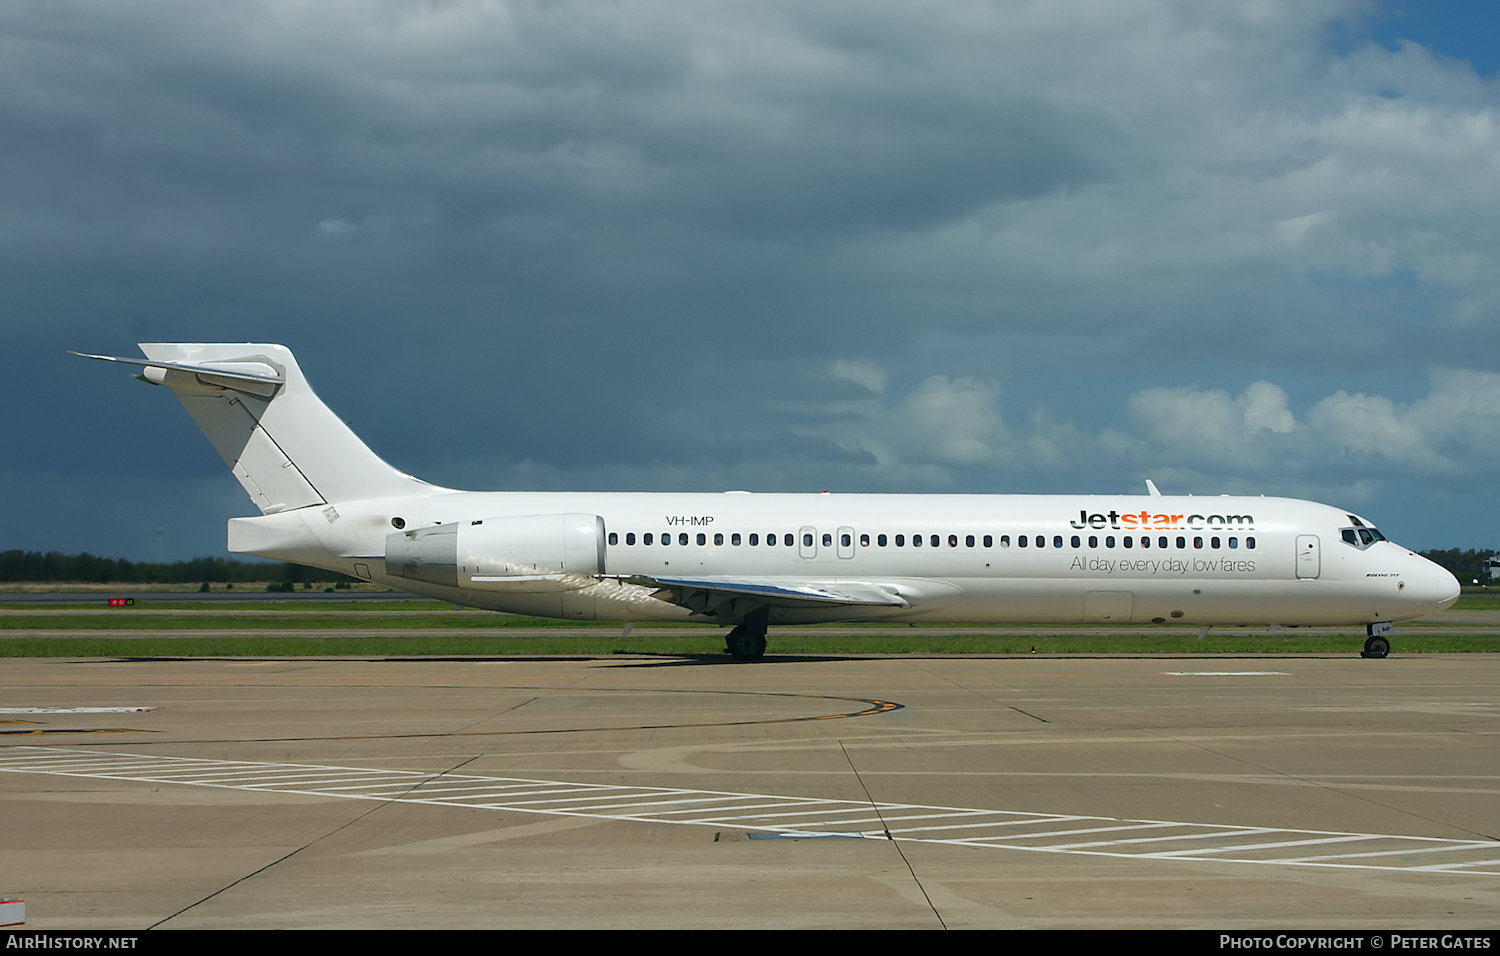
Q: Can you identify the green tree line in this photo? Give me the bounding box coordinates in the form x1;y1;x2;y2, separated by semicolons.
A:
0;550;354;585
1419;549;1498;585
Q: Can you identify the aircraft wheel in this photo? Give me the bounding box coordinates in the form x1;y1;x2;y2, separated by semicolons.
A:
725;627;767;661
1361;635;1391;659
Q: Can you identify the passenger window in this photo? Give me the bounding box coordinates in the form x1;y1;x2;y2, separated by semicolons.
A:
714;533;723;545
1176;536;1185;549
644;533;654;545
784;533;794;547
966;535;975;547
878;534;888;547
1246;536;1256;550
1211;536;1220;549
803;533;814;548
931;535;940;547
895;534;905;546
1018;536;1027;548
1070;535;1080;548
1193;536;1203;549
1105;536;1115;548
1089;535;1098;548
1158;536;1167;549
608;532;618;545
1228;537;1238;549
1000;535;1010;547
1123;536;1132;549
983;535;993;547
731;533;741;545
679;533;689;545
626;533;636;545
822;533;832;547
913;535;923;548
696;533;706;545
843;534;853;547
1053;535;1063;548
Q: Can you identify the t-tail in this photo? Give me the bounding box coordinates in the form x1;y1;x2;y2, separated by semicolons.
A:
73;343;434;512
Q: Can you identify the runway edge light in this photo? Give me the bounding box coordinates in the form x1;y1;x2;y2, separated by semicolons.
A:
0;898;24;926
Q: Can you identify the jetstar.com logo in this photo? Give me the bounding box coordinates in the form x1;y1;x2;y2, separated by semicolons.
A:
1068;509;1256;531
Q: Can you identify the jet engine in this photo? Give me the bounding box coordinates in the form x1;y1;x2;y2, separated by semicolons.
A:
385;513;606;592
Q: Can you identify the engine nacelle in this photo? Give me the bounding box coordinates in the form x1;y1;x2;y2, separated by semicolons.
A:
385;513;606;592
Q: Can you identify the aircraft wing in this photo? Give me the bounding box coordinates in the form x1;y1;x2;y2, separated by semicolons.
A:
615;573;910;620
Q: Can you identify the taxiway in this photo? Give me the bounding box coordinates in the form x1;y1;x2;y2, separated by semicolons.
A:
2;653;1497;929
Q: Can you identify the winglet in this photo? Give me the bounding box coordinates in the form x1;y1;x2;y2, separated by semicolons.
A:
1145;479;1162;497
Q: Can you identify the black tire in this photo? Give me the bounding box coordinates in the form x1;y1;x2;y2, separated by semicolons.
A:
1362;635;1391;658
726;627;767;661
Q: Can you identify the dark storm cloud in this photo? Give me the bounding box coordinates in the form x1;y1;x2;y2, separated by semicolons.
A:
4;1;1498;558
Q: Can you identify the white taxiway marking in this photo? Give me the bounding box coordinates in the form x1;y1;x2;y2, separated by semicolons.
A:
1162;672;1290;676
0;707;159;714
1;746;1494;876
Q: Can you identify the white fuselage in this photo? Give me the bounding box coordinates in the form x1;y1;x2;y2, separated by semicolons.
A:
76;342;1460;640
227;489;1461;628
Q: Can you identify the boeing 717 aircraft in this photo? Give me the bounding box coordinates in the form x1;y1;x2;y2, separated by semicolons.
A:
76;344;1460;659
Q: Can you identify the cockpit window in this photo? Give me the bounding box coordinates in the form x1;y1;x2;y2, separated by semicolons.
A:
1339;523;1387;549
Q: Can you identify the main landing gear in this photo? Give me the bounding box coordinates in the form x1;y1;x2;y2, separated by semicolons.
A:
724;607;769;661
1362;621;1394;659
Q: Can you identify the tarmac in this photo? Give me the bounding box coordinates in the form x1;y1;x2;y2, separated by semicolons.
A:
1;651;1498;930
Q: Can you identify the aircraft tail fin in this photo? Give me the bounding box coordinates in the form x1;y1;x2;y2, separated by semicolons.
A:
75;344;434;513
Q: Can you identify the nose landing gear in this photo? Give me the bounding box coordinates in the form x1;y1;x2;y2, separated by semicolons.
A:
1362;621;1393;658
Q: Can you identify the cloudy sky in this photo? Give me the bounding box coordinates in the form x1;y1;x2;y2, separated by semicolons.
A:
5;0;1497;562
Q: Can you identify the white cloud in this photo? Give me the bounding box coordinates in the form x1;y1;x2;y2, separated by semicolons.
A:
1126;382;1298;472
1306;390;1441;464
784;363;1499;497
828;358;886;395
315;217;358;238
1240;381;1297;434
891;375;1007;467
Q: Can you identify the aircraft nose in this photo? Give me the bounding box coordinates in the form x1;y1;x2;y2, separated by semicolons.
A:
1409;555;1461;612
1435;566;1461;611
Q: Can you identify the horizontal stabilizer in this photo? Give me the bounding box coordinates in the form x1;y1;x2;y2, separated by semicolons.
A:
70;351;284;397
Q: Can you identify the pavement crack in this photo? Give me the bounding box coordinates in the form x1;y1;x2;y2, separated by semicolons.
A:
148;754;483;929
839;740;948;930
913;662;1049;722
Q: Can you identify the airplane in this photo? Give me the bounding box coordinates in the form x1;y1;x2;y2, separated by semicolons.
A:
75;343;1461;660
